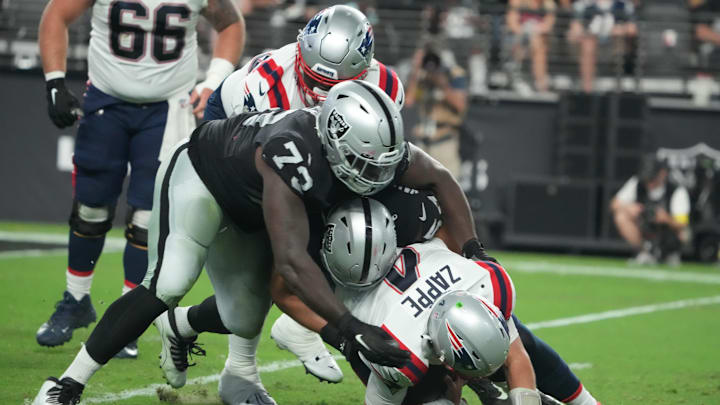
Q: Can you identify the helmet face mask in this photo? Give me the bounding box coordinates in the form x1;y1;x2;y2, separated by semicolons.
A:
296;6;374;104
318;80;405;196
320;198;398;289
427;292;511;379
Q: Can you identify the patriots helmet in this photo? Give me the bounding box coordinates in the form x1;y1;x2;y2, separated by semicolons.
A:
318;80;405;196
296;5;374;104
426;291;511;378
320;198;397;289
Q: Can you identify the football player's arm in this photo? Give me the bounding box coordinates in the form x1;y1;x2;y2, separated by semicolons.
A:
504;319;541;405
193;0;246;117
38;0;92;128
270;271;328;333
38;0;92;75
398;143;475;254
257;147;410;367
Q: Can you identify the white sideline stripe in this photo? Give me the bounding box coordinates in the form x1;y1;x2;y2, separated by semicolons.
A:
0;248;69;259
568;363;593;370
0;231;124;260
0;231;125;249
506;260;720;285
525;295;720;331
80;296;720;404
81;357;343;404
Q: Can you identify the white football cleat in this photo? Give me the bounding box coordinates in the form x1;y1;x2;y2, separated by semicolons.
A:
270;313;343;383
154;310;205;388
218;366;278;405
33;377;84;405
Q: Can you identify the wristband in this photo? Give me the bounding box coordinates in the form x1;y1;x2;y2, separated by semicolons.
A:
509;388;541;405
195;57;235;92
319;324;344;352
45;71;66;81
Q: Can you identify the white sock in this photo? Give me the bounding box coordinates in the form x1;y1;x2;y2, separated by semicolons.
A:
566;386;599;405
66;270;93;301
225;334;262;386
174;306;197;338
60;345;102;385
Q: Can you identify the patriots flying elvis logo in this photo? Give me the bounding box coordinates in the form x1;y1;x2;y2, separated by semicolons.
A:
357;28;374;58
304;12;323;35
243;84;257;112
446;321;477;371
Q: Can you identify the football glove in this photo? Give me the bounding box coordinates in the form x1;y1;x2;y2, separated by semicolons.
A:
328;312;410;367
46;78;81;128
462;238;498;264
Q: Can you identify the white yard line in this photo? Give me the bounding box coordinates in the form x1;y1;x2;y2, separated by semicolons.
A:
80;294;720;404
505;260;720;284
525;295;720;330
81;357;340;404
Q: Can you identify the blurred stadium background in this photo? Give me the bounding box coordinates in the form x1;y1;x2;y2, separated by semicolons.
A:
1;0;719;404
1;0;719;258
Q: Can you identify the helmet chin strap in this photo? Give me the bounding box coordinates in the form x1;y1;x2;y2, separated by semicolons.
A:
421;334;445;365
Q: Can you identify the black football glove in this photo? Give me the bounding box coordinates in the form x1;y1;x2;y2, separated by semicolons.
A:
46;78;81;128
462;238;498;264
329;312;410;367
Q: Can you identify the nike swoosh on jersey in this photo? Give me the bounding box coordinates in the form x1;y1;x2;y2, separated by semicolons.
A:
419;202;427;221
258;82;267;96
51;88;58;105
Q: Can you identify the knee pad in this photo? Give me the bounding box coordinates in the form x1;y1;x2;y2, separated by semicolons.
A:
125;207;150;248
69;200;114;237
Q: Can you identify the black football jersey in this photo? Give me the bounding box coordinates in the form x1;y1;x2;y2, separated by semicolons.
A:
374;185;443;246
188;108;354;232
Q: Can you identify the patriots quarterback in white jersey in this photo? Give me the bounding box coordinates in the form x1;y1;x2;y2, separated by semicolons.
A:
35;0;244;357
315;199;542;405
155;4;405;396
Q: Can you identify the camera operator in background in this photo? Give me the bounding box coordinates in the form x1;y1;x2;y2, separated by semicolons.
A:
611;155;691;266
405;44;468;179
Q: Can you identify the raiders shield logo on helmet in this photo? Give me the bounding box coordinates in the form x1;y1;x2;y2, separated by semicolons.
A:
327;109;351;139
323;223;335;253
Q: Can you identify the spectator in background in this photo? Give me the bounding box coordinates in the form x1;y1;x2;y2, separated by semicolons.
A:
689;0;720;104
611;155;691;266
567;0;638;92
506;0;556;92
405;46;468;178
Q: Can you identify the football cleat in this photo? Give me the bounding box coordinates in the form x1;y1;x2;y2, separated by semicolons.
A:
33;376;84;405
270;314;343;383
218;366;278;405
467;378;511;404
36;292;96;347
113;339;139;359
154;310;205;388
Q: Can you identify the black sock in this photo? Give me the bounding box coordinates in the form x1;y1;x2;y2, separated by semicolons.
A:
85;286;168;364
513;315;582;401
188;295;231;334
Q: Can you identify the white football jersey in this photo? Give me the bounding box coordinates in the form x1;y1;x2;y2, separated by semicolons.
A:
88;0;206;102
219;42;404;117
336;238;518;405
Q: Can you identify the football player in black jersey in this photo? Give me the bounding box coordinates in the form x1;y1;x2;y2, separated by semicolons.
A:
34;80;491;405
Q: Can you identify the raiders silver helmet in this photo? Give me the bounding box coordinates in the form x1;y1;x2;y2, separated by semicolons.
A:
427;291;511;378
320;198;397;289
296;5;374;103
318;80;405;196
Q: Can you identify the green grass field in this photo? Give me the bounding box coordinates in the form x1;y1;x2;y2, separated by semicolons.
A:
2;222;719;405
